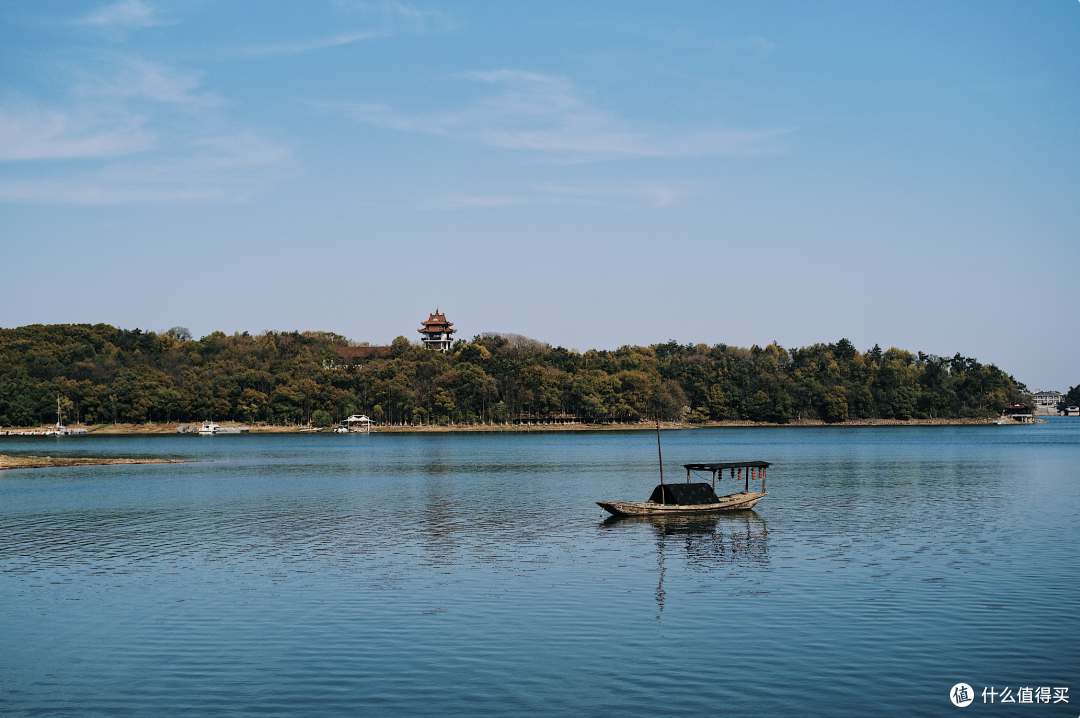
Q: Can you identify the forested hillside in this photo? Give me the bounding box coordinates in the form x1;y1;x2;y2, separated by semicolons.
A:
0;324;1028;427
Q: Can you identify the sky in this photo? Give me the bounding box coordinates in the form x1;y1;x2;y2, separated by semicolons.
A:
1;1;1077;390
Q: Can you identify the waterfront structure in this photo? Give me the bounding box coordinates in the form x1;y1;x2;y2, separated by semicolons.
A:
418;310;456;352
1001;403;1034;423
342;414;373;432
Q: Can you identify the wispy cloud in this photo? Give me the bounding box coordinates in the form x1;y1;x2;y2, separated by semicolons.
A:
0;179;235;204
107;132;290;181
0;131;292;204
436;182;680;210
332;0;454;34
0;104;153;161
190;132;291;170
70;55;219;106
0;51;290;203
335;70;787;161
242;1;452;57
0;54;219;163
78;0;174;37
241;30;383;59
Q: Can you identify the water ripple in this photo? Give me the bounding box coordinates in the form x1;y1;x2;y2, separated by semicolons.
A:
1;424;1078;717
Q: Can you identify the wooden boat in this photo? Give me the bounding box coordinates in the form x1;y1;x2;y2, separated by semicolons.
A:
597;460;771;516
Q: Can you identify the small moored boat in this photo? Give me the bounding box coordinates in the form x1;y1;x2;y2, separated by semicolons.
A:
596;461;770;516
196;421;249;434
50;394;85;435
198;421;220;435
596;420;771;517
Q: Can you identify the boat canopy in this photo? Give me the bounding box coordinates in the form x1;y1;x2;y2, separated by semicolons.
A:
682;461;771;471
679;460;772;493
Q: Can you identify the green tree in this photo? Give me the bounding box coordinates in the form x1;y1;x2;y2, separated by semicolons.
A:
746;390;773;422
154;387;181;423
0;323;1028;430
237;388;268;423
616;370;655;420
821;387;849;423
571;370;619;420
654;379;688;421
705;385;728;420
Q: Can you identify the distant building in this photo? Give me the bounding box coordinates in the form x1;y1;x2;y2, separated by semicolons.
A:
1032;390;1063;408
418;309;456;352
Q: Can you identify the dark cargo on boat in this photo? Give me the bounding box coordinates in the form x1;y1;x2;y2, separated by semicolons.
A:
647;483;720;506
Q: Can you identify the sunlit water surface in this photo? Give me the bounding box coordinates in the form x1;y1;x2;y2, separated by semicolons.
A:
2;421;1078;717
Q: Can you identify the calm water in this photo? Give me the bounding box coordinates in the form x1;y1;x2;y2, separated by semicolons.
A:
1;422;1078;717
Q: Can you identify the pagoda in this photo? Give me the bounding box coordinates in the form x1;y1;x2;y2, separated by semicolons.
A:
418;309;456;352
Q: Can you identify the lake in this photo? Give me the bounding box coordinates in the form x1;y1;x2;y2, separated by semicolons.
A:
1;421;1078;717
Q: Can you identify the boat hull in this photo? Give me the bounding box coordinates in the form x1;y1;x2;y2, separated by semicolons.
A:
596;491;767;516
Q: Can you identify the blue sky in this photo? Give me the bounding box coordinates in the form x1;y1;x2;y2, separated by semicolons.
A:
2;1;1077;390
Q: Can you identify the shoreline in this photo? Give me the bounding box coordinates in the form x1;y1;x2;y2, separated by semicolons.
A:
0;455;190;471
369;416;1036;432
0;416;1036;436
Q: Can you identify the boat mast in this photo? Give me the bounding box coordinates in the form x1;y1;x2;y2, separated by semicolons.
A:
656;418;664;487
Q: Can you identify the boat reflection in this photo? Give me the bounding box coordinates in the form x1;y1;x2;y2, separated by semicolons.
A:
601;511;770;618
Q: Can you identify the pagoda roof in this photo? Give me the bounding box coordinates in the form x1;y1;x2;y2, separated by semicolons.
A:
419;309;456;333
421;310;453;325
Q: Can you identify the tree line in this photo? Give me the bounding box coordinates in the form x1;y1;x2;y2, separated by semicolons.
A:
0;324;1033;427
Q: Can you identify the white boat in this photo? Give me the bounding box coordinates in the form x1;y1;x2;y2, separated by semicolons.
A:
52;394;71;435
333;425;349;433
198;421;220;435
